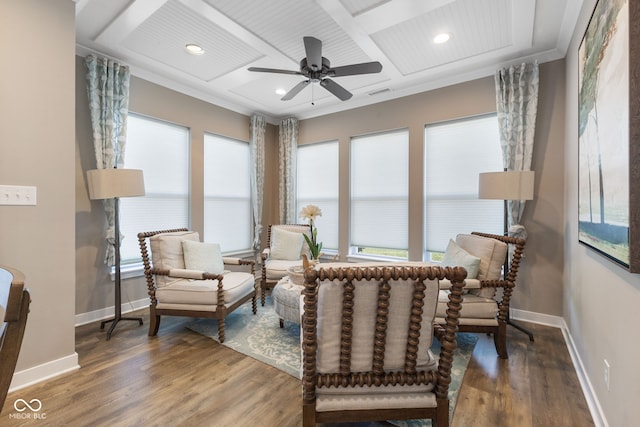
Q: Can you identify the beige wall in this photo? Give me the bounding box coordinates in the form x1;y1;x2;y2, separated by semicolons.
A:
564;1;640;425
299;62;566;317
0;0;77;374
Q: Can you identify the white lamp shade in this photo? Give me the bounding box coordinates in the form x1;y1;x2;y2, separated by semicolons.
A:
478;171;534;200
87;169;145;200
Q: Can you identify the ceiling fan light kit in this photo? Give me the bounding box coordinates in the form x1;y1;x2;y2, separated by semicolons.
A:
248;36;382;102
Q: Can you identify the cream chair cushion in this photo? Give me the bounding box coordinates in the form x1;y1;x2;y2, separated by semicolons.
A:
182;240;225;274
441;239;481;279
150;230;200;287
456;234;507;279
266;259;303;280
436;233;508;322
270;227;305;260
156;271;255;310
315;270;439;373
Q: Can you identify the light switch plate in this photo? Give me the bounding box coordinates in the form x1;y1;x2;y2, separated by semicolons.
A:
0;185;37;205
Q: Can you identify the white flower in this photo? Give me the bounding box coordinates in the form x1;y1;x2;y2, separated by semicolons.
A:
299;204;322;221
299;205;323;260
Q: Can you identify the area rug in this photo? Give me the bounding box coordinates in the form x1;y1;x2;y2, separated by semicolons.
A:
186;297;477;426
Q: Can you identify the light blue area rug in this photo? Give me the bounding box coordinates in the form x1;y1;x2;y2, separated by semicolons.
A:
186;297;477;426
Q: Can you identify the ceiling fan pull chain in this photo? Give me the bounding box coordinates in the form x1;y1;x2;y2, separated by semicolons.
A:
311;83;315;106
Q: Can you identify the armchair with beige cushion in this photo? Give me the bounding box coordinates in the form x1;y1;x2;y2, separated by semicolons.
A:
138;229;257;343
435;231;526;359
260;224;311;305
301;263;467;427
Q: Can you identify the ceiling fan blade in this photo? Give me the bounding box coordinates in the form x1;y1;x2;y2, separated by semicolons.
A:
282;80;310;101
248;67;302;76
320;78;352;101
303;36;323;71
329;61;383;77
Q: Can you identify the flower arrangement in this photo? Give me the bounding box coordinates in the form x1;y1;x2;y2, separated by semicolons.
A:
299;204;323;261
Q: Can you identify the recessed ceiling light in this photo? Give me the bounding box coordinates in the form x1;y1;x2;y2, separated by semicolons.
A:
433;33;451;44
275;88;287;96
185;44;204;55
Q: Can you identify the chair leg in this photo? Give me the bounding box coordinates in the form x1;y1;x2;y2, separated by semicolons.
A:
495;323;508;359
218;317;225;343
261;280;266;306
148;307;160;336
302;404;316;427
252;293;257;314
434;398;449;427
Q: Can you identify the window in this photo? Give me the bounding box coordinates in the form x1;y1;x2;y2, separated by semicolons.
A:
203;133;251;253
350;129;409;259
424;114;503;261
296;141;339;251
120;114;190;263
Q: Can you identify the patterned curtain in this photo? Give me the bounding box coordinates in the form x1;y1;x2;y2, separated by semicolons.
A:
250;114;266;251
495;62;539;232
279;117;298;224
85;54;131;265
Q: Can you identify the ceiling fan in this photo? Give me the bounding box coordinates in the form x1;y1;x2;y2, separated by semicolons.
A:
248;36;383;101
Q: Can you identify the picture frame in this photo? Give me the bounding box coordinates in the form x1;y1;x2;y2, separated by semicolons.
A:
578;0;640;272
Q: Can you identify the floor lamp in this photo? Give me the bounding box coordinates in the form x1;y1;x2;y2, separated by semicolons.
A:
87;168;145;340
478;170;535;341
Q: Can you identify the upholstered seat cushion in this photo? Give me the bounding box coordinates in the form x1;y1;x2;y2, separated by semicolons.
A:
265;259;303;279
156;271;255;307
436;289;498;320
315;390;437;412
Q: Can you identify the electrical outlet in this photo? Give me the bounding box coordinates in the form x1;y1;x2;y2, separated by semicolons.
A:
604;359;610;391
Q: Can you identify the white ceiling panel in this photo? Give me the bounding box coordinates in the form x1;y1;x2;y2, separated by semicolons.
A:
339;0;392;17
371;0;512;75
123;0;263;81
75;0;585;123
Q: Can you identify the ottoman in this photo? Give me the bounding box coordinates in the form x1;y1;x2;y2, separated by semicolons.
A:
272;277;304;327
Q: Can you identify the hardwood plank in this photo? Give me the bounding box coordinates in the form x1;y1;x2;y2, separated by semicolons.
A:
0;311;594;427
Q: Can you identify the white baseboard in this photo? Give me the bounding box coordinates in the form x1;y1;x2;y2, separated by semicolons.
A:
9;353;79;394
511;309;608;427
510;308;565;328
560;320;609;427
74;298;148;326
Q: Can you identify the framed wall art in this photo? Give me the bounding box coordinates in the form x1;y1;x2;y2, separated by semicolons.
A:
578;0;640;272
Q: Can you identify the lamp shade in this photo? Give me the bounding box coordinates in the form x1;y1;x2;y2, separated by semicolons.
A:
87;168;145;200
478;171;534;200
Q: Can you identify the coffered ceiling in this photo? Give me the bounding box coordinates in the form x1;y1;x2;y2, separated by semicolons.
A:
75;0;584;123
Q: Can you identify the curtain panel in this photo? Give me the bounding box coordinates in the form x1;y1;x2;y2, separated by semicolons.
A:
250;114;266;251
279;117;298;224
85;54;131;265
495;62;539;231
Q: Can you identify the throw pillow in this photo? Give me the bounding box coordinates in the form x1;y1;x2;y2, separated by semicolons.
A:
182;240;225;274
441;239;481;279
270;228;304;260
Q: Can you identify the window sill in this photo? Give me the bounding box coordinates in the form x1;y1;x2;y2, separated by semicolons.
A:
109;263;145;281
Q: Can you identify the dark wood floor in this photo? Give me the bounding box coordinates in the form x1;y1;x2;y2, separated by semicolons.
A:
0;309;594;427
